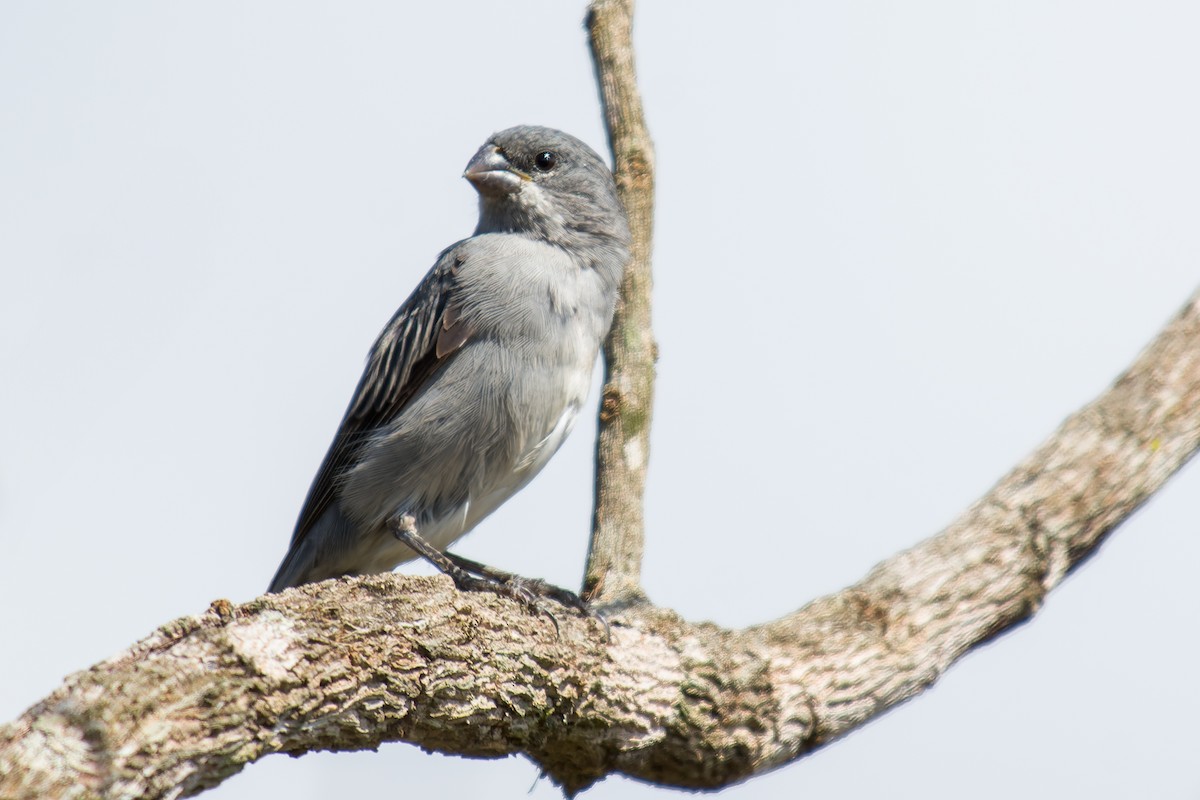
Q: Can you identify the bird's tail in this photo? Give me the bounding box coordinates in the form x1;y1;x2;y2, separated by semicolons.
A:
266;536;319;593
267;504;363;593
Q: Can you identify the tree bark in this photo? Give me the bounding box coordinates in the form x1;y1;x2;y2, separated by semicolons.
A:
3;289;1200;799
6;2;1200;798
584;0;657;606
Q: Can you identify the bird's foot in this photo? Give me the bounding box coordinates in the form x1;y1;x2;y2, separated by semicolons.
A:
444;552;609;639
387;514;606;638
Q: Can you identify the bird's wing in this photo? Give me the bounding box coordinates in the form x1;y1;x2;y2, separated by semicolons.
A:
288;244;473;547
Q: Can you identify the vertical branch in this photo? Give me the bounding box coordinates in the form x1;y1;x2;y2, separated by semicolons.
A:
584;0;656;605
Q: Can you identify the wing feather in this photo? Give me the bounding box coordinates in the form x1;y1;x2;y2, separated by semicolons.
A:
286;246;472;548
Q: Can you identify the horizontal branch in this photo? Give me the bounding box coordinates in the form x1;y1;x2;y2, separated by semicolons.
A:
3;289;1200;799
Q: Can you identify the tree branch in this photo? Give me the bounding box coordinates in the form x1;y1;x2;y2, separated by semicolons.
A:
6;3;1199;797
584;0;657;606
4;289;1199;799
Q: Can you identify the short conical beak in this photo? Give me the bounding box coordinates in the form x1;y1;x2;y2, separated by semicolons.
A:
464;144;527;196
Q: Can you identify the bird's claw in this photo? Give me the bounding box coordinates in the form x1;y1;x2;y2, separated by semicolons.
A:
449;570;608;640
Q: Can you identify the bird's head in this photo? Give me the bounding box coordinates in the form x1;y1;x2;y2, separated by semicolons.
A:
465;125;630;255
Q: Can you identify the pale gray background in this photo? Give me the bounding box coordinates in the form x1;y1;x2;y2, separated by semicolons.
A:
2;2;1199;797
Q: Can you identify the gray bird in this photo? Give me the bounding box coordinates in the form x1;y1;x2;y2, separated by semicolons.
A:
268;126;630;597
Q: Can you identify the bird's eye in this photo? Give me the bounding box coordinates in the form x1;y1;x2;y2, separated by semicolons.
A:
534;151;557;171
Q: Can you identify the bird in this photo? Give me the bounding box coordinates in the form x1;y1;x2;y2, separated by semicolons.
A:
267;125;631;602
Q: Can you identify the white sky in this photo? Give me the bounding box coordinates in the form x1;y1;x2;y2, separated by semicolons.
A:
2;2;1199;798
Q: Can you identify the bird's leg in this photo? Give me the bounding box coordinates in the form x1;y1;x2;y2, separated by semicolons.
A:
387;514;590;633
443;551;592;614
386;514;492;590
443;551;610;640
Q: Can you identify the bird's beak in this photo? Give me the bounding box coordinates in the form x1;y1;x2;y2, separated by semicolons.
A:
464;144;529;196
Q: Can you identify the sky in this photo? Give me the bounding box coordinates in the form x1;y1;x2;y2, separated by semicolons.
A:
2;2;1200;798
